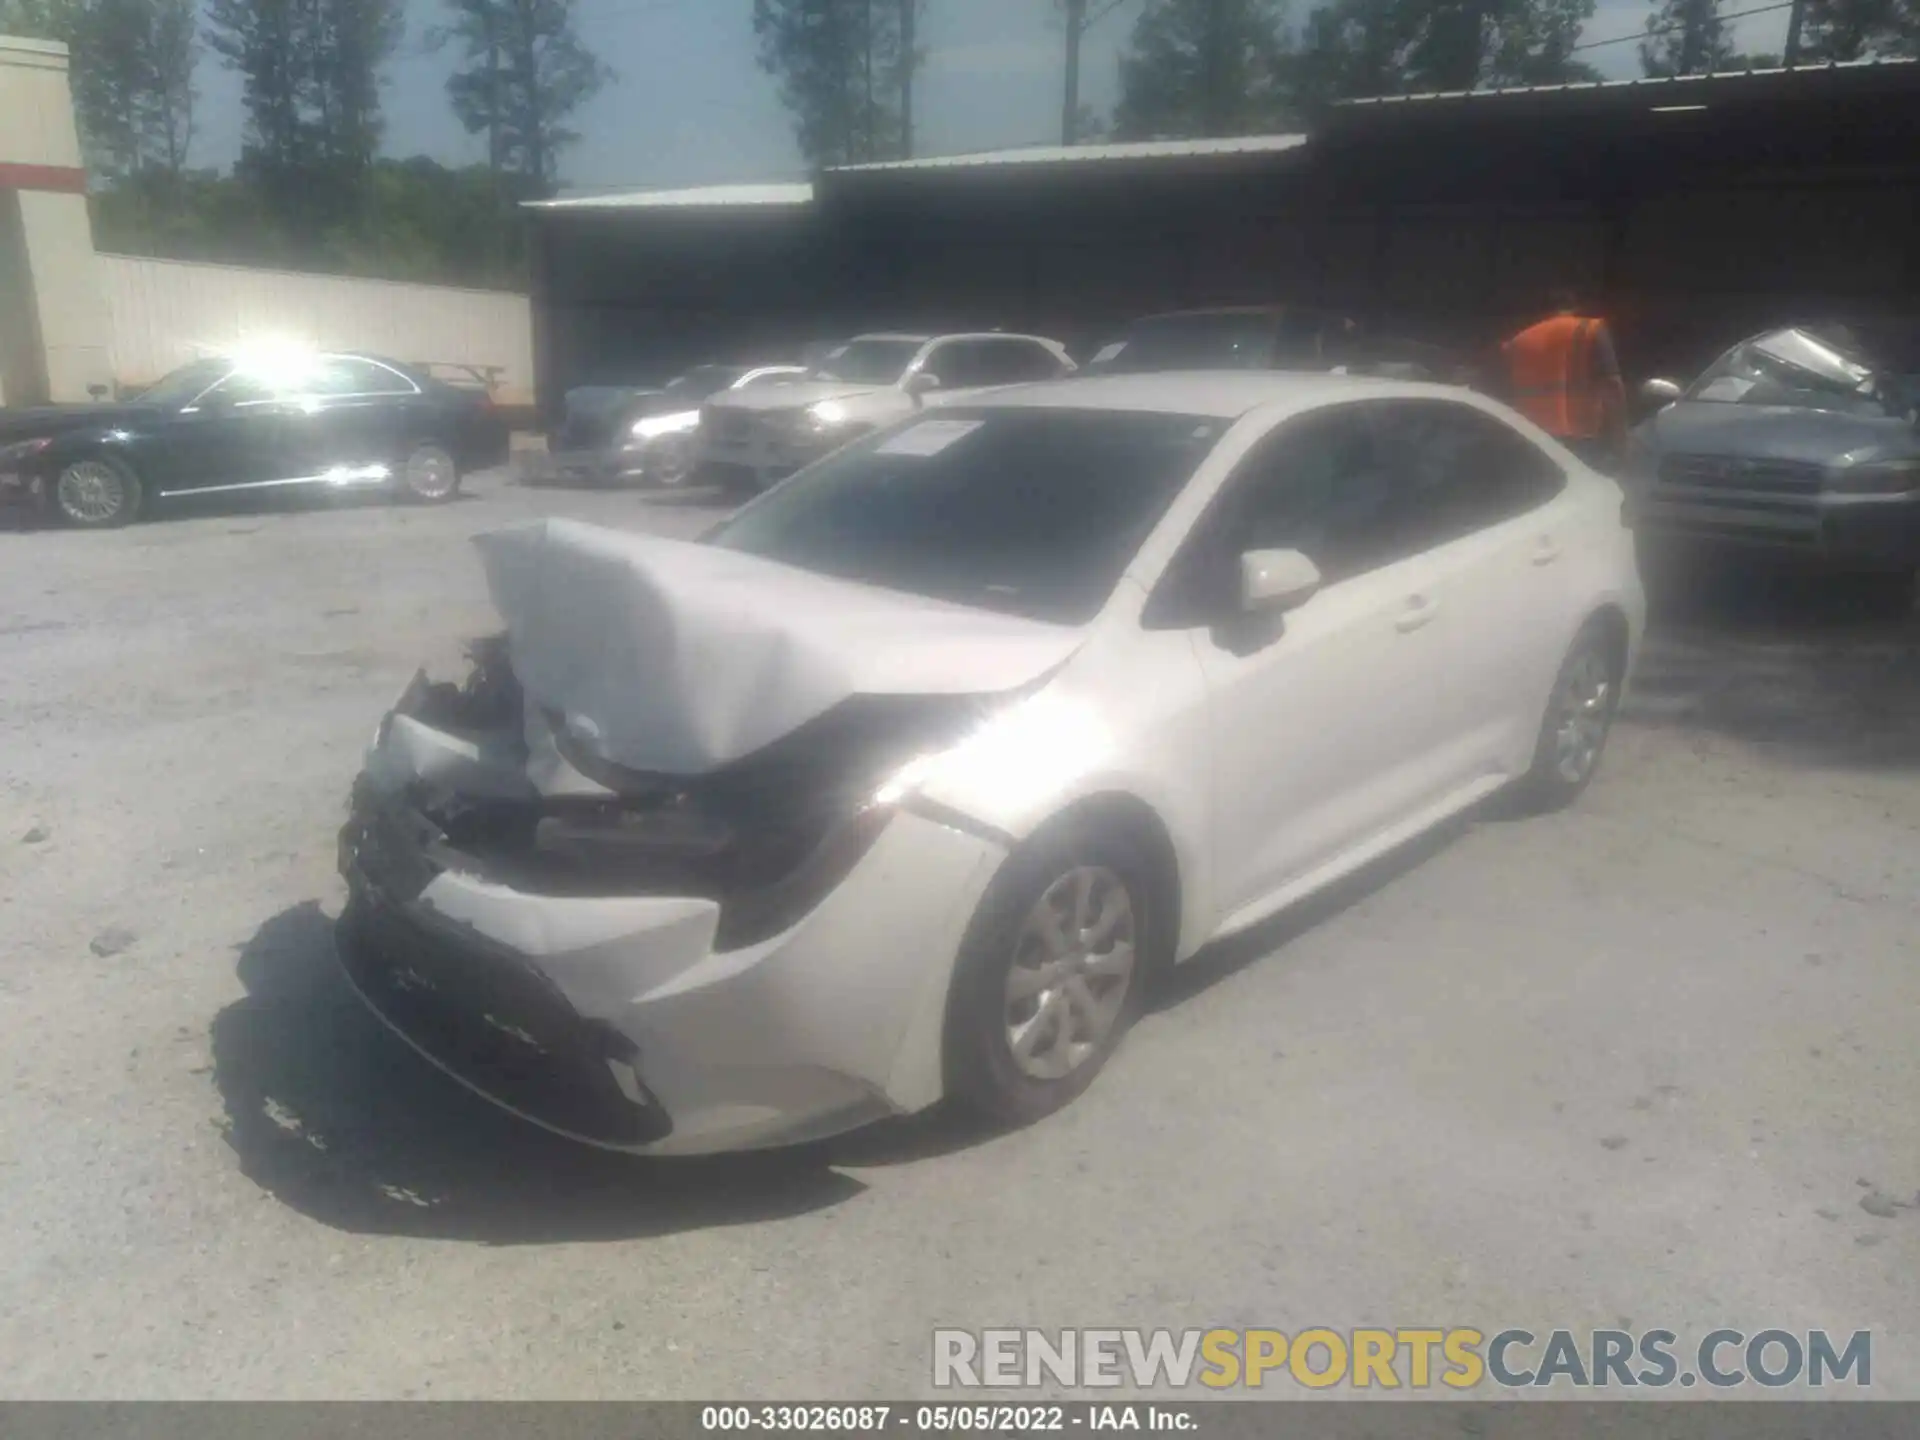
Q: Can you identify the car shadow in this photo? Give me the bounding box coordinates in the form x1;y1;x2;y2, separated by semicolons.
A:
158;487;486;526
209;901;865;1243
1623;550;1920;769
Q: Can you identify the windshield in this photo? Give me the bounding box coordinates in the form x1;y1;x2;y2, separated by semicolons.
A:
1685;327;1911;418
705;407;1228;624
1090;314;1285;374
810;339;922;385
136;358;232;407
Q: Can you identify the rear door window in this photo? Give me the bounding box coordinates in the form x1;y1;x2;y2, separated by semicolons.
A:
1373;399;1566;546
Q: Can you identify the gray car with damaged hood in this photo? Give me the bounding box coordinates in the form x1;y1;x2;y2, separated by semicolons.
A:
1627;324;1920;601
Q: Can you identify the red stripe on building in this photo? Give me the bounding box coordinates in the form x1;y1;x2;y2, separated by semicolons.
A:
0;162;88;194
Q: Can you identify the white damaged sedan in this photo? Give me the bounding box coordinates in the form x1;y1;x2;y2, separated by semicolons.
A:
336;373;1644;1155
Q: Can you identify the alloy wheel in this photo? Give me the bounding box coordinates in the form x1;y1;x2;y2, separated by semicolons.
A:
1002;866;1138;1082
404;445;457;500
56;461;128;525
1551;648;1614;785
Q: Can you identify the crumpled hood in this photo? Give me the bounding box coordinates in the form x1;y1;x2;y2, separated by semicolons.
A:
472;519;1085;776
1642;402;1919;467
708;380;892;413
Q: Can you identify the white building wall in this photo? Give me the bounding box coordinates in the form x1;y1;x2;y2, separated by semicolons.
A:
0;35;113;405
97;252;535;404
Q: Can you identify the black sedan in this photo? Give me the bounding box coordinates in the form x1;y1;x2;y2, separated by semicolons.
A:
0;351;510;528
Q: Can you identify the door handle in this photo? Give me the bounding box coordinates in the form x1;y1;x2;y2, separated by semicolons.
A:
1531;536;1563;566
1395;595;1439;632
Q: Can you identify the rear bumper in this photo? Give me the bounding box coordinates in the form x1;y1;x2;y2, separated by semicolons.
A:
1631;488;1920;570
336;750;1007;1155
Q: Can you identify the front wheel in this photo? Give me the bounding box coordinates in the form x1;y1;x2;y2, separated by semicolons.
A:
1515;621;1624;812
398;442;460;504
647;434;697;489
53;455;143;528
943;830;1157;1129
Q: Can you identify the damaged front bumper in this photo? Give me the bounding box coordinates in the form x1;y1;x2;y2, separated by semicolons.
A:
334;683;1009;1156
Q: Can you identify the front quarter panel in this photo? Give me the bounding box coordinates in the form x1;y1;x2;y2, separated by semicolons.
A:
910;583;1219;961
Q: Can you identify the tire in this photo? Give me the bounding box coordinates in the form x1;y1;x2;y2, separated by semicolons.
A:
943;825;1161;1130
1515;619;1625;813
647;434;697;489
52;454;142;529
398;441;460;504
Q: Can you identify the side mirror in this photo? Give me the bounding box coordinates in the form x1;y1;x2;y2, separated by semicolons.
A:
1639;378;1683;409
906;371;943;397
1240;548;1322;615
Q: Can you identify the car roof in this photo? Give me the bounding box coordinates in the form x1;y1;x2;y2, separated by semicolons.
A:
939;370;1456;419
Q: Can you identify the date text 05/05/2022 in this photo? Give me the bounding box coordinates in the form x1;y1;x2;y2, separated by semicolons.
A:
700;1405;1196;1432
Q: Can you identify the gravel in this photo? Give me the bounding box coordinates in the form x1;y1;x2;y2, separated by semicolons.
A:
2;471;1918;1399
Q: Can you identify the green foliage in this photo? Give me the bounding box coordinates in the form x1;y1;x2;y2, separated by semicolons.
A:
0;0;74;39
1112;0;1296;139
434;0;611;196
752;0;917;166
1292;0;1597;110
1639;0;1737;74
1797;0;1918;59
204;0;403;227
89;157;527;289
1115;0;1599;133
62;0;197;178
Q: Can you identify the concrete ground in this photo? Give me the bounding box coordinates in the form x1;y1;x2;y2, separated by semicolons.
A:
1;470;1916;1400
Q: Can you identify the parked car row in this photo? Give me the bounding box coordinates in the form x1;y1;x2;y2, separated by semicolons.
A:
537;307;1477;498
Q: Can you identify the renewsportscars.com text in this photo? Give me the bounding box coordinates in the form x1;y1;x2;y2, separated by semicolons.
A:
932;1327;1872;1391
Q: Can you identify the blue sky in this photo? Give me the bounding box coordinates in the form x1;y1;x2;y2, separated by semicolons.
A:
191;0;1796;192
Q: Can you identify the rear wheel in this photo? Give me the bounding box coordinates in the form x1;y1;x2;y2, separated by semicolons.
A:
944;829;1157;1129
1515;621;1624;812
399;442;460;503
53;456;142;528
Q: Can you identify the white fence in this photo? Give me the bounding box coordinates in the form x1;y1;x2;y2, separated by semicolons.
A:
97;252;535;404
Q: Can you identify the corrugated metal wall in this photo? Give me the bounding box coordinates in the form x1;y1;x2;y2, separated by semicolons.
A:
97;253;535;403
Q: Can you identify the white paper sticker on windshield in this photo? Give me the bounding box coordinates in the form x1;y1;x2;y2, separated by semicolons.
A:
876;420;984;457
1695;376;1755;402
1091;341;1127;363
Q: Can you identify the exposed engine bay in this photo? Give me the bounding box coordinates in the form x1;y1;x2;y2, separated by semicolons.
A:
354;633;997;950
